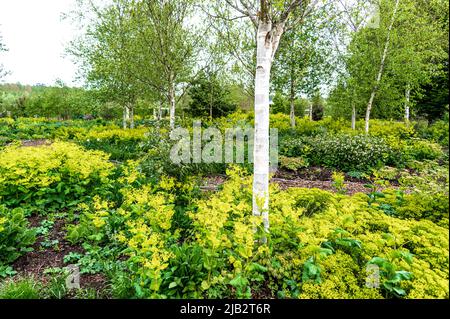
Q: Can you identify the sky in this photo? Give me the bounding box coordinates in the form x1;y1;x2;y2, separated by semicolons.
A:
0;0;80;86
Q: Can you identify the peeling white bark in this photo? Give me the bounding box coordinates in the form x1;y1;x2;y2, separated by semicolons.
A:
253;21;284;234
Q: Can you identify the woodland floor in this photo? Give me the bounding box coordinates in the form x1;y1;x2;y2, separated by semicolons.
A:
10;163;391;298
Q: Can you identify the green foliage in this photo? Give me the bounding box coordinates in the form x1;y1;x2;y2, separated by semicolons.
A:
0;265;17;278
159;244;207;298
279;155;309;171
0;206;35;265
306;134;394;171
287;188;336;217
0;142;114;212
188;72;237;119
80;127;151;161
42;268;69;299
0;277;42;299
404;139;445;161
417;117;449;147
331;172;346;194
368;253;413;298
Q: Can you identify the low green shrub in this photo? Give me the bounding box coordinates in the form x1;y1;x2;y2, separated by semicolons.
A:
279;156;309;171
0;206;36;265
0;277;42;299
307;134;394;171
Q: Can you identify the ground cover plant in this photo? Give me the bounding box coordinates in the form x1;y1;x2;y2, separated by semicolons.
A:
0;113;448;299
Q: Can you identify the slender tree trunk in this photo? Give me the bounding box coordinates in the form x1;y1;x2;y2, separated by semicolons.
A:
290;76;296;128
129;104;134;129
158;101;163;121
169;82;176;129
405;85;411;123
351;104;356;130
123;105;129;129
365;0;400;133
253;20;284;235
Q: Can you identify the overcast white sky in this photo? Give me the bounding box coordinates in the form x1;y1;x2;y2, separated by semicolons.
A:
0;0;79;86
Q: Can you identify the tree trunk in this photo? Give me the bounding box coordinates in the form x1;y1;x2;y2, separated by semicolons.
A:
123;105;129;129
351;104;356;130
169;82;176;129
158;101;163;121
365;0;400;133
289;76;296;128
253;20;284;235
129;104;134;129
405;85;410;123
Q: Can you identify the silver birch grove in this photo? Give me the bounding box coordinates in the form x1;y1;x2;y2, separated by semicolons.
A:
365;0;400;133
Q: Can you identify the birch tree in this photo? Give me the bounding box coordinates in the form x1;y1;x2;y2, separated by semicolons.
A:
272;8;334;128
132;0;200;129
329;0;447;125
328;0;380;130
386;0;447;123
215;0;320;234
364;0;400;133
68;0;142;129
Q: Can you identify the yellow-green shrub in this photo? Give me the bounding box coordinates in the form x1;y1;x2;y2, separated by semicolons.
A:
0;142;113;211
188;168;449;299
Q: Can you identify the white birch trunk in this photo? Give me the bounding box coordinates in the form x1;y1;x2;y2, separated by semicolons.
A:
290;99;296;128
351;104;356;130
405;86;410;122
253;21;284;235
365;0;400;133
123;105;129;129
169;82;176;129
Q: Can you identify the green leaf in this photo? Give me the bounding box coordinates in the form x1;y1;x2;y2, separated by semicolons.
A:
168;282;178;289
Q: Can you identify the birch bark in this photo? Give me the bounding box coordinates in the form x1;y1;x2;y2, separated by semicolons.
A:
253;20;284;233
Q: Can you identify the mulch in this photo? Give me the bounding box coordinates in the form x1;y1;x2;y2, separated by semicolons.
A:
200;168;377;195
11;214;108;292
20;139;52;147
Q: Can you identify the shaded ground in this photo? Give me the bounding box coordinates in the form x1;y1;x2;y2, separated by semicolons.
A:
20;139;52;147
12;214;108;292
200;168;379;195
